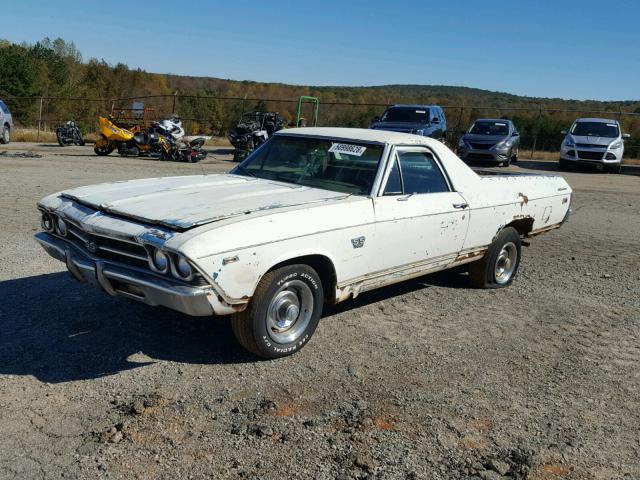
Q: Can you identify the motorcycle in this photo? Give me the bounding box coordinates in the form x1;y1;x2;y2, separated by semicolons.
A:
56;120;85;146
154;116;208;163
228;111;286;161
93;115;168;157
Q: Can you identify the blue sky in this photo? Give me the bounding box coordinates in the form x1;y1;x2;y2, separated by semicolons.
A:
3;1;639;100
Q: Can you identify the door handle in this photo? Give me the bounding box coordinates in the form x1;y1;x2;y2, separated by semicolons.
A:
452;203;468;209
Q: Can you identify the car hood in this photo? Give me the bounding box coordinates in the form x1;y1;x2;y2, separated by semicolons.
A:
370;122;426;132
462;134;508;143
569;135;614;146
58;174;349;230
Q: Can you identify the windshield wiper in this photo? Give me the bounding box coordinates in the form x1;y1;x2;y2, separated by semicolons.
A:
235;165;258;178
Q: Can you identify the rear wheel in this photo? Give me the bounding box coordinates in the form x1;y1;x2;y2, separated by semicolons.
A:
469;227;521;289
231;264;324;359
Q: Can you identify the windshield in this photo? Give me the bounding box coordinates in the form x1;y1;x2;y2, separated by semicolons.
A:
380;107;429;124
469;121;509;136
232;135;384;195
570;121;619;138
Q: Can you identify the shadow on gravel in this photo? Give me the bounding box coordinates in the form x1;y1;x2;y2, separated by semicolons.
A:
0;272;255;383
323;268;469;318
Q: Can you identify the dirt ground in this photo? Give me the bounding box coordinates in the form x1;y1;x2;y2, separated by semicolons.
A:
1;143;639;480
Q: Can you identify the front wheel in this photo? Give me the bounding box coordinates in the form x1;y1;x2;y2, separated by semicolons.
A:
231;264;324;359
1;125;10;144
94;143;114;156
469;227;521;288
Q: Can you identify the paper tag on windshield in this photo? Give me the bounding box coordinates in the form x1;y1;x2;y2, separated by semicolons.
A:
329;143;367;157
415;110;426;114
496;122;506;126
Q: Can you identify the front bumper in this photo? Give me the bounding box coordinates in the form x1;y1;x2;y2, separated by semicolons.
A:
560;146;622;165
457;147;510;162
35;232;227;316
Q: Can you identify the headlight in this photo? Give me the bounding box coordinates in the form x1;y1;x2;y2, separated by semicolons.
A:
57;217;68;236
495;140;510;150
41;211;54;232
609;140;622;149
174;256;193;279
152;248;169;273
563;138;575;148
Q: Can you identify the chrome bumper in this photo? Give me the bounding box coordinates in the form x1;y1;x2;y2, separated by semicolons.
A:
35;232;217;316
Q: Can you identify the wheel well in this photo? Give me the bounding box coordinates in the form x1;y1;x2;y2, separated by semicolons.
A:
504;217;534;237
268;255;337;303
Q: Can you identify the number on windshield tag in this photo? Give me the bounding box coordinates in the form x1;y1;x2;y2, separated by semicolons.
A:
329;143;367;157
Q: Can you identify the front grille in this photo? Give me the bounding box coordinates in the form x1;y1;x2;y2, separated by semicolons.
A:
469;142;495;150
577;150;604;160
50;215;210;286
576;143;608;149
66;222;149;269
467;152;495;159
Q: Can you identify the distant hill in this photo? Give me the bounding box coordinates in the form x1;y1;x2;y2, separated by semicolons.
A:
1;37;638;155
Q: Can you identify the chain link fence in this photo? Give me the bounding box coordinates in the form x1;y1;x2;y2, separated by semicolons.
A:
3;93;640;158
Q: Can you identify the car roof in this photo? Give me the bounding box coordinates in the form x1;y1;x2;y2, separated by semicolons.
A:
388;104;441;109
574;117;618;123
276;127;443;146
473;118;512;123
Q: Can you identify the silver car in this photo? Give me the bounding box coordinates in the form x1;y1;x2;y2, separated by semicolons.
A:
559;118;629;173
0;99;13;144
457;118;520;167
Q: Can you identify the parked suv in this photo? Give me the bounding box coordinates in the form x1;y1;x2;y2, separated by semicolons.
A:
370;105;447;141
559;118;629;173
0;99;13;144
457;118;520;167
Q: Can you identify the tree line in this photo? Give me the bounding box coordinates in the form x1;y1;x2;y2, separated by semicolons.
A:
1;38;638;155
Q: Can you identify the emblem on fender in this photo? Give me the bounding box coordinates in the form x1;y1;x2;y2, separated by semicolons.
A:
351;236;366;249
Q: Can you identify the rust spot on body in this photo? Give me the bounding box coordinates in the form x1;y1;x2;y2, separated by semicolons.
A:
517;192;529;207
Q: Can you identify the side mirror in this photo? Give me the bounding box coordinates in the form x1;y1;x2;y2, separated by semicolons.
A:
622;133;631;139
561;130;567;135
431;118;440;124
512;131;519;136
373;116;380;123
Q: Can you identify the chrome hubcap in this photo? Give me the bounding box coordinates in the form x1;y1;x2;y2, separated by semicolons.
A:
494;242;518;284
266;279;313;344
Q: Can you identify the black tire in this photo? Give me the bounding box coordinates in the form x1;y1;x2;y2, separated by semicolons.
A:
94;144;113;156
502;153;511;167
1;124;9;144
558;158;569;170
231;264;324;359
56;130;65;147
511;148;518;163
469;227;521;289
607;164;622;174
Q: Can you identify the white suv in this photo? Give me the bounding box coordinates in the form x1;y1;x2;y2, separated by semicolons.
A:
0;99;13;144
559;118;629;173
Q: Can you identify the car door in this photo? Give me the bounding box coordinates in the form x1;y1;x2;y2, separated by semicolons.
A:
372;146;469;273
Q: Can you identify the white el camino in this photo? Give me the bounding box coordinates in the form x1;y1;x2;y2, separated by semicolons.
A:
36;128;572;358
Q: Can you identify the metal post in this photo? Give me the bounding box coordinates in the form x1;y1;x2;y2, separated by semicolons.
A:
37;97;44;140
454;103;464;142
172;91;178;113
530;105;543;160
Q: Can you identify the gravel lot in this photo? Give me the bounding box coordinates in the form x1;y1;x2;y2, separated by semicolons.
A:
1;143;639;480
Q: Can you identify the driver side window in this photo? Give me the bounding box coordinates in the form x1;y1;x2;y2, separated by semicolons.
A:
383;150;449;195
